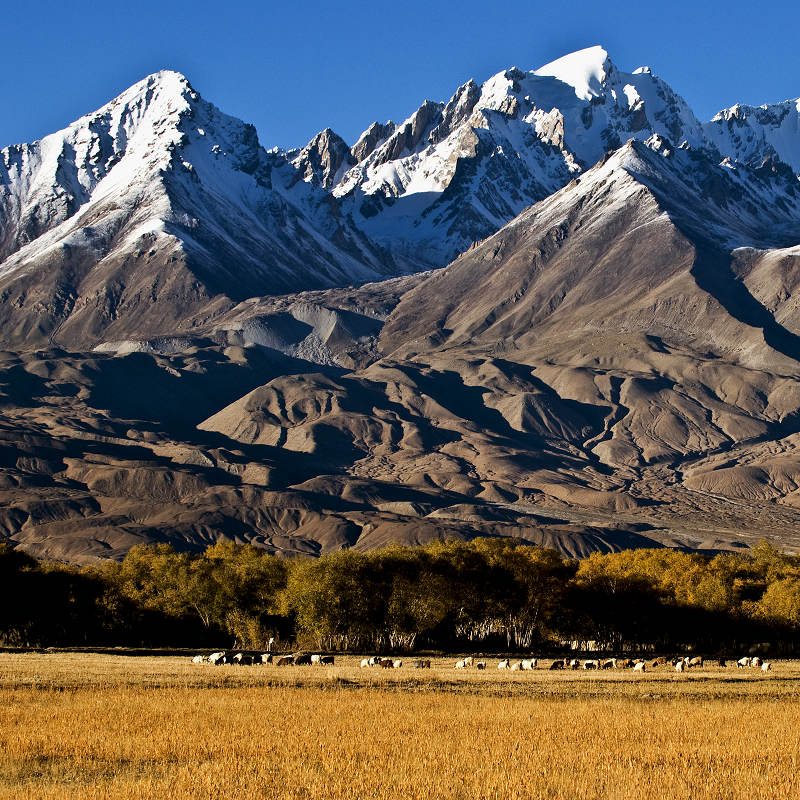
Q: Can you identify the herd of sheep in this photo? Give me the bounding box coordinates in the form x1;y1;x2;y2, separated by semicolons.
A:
192;652;773;672
192;651;334;666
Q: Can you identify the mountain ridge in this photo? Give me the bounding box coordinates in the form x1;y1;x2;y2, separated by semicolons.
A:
3;50;800;563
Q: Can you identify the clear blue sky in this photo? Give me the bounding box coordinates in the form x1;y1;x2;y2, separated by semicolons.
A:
3;0;799;151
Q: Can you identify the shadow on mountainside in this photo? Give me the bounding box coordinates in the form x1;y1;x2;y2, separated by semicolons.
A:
691;244;800;365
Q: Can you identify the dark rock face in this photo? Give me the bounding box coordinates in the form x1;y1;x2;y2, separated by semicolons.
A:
376;100;444;164
292;128;354;189
350;121;396;163
429;80;481;144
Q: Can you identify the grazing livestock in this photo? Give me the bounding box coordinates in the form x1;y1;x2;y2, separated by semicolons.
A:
717;658;727;667
549;660;565;670
475;661;487;670
320;655;335;665
360;658;371;668
379;658;394;669
652;657;667;666
233;653;253;665
412;659;432;669
601;658;616;670
310;655;322;665
688;656;703;668
619;659;634;669
737;657;750;669
762;662;772;672
208;651;226;666
497;659;511;670
582;660;599;670
368;656;381;667
392;659;403;669
455;659;466;669
261;653;273;664
463;657;474;667
633;660;646;673
751;657;763;668
191;654;206;664
675;660;686;672
275;655;293;666
510;661;522;671
569;659;580;670
292;653;312;665
521;659;536;671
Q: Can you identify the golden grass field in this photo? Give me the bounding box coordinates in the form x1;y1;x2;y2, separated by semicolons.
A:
1;652;800;799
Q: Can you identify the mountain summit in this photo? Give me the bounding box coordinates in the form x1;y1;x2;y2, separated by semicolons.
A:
303;46;708;266
0;71;399;349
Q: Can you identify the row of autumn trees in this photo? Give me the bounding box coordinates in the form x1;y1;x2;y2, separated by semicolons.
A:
4;538;800;653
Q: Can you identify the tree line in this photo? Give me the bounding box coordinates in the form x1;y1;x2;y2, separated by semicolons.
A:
3;538;800;654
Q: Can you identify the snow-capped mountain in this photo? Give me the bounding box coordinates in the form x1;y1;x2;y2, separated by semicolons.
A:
704;99;800;174
0;71;400;348
294;46;709;266
292;46;800;269
2;47;800;351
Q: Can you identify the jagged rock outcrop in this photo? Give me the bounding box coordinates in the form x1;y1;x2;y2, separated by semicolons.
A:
290;128;354;189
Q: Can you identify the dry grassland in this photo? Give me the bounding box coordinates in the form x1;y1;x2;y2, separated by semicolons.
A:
1;653;800;799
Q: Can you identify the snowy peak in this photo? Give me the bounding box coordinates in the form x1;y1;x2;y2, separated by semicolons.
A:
0;70;410;348
534;45;611;100
536;134;800;251
317;46;711;268
0;70;199;263
704;98;800;175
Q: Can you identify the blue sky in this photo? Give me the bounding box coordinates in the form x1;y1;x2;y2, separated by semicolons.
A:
3;0;799;151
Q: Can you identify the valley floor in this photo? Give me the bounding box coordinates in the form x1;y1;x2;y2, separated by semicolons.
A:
1;653;799;798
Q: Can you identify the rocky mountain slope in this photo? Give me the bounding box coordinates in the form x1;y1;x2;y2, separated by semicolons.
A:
3;48;800;562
